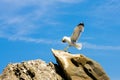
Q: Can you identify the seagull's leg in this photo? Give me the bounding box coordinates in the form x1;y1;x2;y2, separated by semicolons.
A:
64;45;70;52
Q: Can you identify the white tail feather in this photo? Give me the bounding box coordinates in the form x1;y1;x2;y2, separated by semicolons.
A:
75;43;82;50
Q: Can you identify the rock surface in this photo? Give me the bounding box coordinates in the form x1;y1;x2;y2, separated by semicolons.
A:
0;49;110;80
51;49;110;80
0;60;63;80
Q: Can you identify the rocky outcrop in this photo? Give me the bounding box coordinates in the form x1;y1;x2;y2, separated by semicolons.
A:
0;49;110;80
0;60;63;80
51;49;110;80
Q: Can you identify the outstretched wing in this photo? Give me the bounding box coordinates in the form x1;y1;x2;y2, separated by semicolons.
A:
71;22;84;42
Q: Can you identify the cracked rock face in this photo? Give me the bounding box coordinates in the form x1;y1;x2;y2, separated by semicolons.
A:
51;49;110;80
0;60;63;80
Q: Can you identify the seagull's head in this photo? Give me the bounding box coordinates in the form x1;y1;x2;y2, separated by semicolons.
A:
62;36;69;43
62;36;67;43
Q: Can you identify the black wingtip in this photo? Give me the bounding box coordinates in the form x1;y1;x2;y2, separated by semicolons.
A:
77;22;84;27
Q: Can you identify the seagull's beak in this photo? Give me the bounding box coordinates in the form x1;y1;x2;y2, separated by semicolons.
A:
62;39;66;43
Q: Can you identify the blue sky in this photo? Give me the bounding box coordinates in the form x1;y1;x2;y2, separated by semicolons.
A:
0;0;120;79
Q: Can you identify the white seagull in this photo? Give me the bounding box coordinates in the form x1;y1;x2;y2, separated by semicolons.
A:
62;22;84;51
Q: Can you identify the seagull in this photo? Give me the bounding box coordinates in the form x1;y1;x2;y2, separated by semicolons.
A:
62;22;84;51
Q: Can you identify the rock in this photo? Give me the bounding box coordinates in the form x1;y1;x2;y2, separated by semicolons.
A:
0;59;63;80
0;49;110;80
51;49;110;80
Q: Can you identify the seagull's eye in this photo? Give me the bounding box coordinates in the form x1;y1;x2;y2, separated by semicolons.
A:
62;39;66;43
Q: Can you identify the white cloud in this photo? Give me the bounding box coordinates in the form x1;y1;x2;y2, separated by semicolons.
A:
12;37;60;44
91;0;120;16
89;0;120;27
0;0;84;44
83;42;120;50
0;33;61;44
0;1;51;40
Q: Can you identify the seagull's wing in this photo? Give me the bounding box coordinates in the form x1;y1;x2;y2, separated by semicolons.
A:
71;23;84;42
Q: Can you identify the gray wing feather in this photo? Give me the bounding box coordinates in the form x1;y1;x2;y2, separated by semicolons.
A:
71;25;84;42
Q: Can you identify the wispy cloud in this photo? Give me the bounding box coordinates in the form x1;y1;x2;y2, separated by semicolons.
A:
0;0;84;43
92;0;120;16
0;33;61;45
83;42;120;50
11;37;61;44
89;0;120;28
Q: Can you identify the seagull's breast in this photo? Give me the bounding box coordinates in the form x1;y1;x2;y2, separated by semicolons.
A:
66;37;71;44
